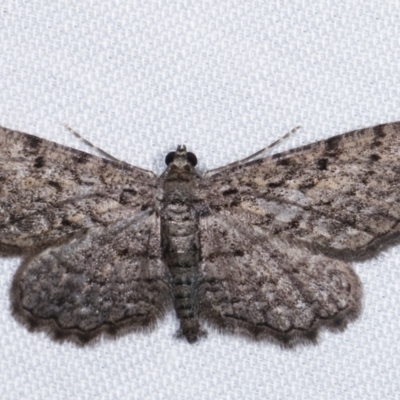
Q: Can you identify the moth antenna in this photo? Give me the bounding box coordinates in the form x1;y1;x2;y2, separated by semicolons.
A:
62;123;122;162
62;124;156;177
204;126;301;177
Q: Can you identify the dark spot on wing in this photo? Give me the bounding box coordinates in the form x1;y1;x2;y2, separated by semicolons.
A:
288;219;299;229
268;181;283;188
373;124;386;138
234;249;244;257
47;180;62;191
371;140;382;148
222;188;238;196
275;158;290;166
73;153;90;164
317;158;328;170
341;214;356;227
25;135;42;149
61;218;72;226
119;189;138;204
229;196;241;207
272;226;283;235
118;248;129;257
140;203;151;211
198;206;211;217
370;154;381;162
242;181;254;187
34;156;45;168
299;180;316;191
325;135;341;152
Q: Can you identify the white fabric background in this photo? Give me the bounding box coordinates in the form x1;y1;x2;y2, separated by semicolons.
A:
1;1;399;399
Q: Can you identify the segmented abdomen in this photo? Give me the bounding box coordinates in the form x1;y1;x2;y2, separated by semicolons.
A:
161;202;202;343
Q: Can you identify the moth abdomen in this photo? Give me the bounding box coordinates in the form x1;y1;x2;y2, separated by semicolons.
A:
161;201;203;342
161;147;204;343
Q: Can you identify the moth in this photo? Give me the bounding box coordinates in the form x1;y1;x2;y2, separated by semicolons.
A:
0;122;399;348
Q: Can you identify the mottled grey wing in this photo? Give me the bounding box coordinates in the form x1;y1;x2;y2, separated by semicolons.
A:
0;126;157;255
201;122;400;260
12;211;172;345
197;213;362;347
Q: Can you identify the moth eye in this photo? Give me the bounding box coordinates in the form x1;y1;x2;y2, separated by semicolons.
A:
165;152;176;165
187;152;197;167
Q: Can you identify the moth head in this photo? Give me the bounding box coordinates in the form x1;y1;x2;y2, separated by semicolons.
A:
165;145;198;169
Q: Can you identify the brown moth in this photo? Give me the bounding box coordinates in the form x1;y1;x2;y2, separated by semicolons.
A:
0;122;399;347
